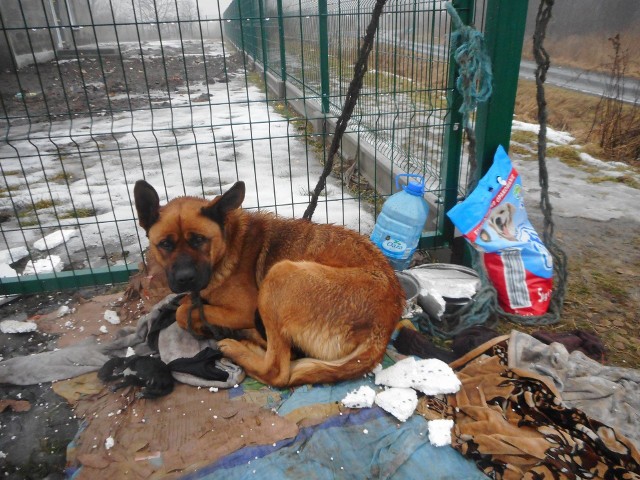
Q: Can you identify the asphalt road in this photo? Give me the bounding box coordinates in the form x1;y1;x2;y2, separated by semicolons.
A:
519;60;640;104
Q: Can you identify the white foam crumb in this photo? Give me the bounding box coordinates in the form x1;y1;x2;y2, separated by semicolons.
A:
209;387;219;393
103;309;121;325
374;387;417;422
125;347;135;357
341;385;376;409
23;255;64;275
56;305;71;317
33;229;79;252
99;325;108;334
104;436;115;450
372;364;383;374
0;319;38;334
0;451;6;459
412;359;461;396
428;419;454;447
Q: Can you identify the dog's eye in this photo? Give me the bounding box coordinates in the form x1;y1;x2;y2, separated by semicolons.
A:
188;234;207;249
157;239;174;251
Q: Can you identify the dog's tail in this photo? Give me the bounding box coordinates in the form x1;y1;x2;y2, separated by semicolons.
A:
287;339;384;386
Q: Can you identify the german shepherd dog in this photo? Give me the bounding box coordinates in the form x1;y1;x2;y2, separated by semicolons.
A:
134;180;404;387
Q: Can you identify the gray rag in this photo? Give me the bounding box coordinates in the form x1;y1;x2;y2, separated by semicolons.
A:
0;294;244;388
508;330;640;451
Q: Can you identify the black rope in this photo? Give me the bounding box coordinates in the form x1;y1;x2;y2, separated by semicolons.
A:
187;291;235;341
531;0;568;324
303;0;387;221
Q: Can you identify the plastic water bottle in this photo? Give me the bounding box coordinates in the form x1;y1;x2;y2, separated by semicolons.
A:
370;174;429;270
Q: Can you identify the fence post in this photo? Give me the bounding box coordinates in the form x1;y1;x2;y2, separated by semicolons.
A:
276;0;287;82
318;0;330;114
257;0;269;71
439;0;474;246
474;0;529;176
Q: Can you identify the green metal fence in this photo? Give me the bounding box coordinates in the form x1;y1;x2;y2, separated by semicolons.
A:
0;0;527;295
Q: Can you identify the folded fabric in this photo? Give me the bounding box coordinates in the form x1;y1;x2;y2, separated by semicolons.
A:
429;333;640;479
159;322;244;387
531;329;606;362
508;330;640;451
451;325;500;359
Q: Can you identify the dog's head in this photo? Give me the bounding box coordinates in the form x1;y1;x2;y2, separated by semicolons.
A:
133;180;245;293
487;202;516;241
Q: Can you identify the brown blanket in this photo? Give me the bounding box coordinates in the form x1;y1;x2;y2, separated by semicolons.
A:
420;334;640;479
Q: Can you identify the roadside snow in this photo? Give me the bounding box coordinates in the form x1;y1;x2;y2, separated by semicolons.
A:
33;229;79;251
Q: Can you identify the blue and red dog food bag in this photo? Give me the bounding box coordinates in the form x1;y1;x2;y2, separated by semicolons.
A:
447;146;553;316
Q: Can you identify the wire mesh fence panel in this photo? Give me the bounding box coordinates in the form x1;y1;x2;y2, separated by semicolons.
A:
1;0;499;295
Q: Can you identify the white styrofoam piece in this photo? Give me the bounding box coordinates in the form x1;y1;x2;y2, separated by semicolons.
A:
374;356;418;388
412;359;461;396
375;356;461;396
341;385;377;409
428;419;454;447
374;387;418;422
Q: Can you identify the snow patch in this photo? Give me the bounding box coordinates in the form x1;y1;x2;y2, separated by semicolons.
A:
0;264;18;279
33;229;79;251
512;120;575;145
23;255;64;275
0;246;29;265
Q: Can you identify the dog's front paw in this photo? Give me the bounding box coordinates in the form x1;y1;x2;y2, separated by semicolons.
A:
176;303;206;336
218;338;245;362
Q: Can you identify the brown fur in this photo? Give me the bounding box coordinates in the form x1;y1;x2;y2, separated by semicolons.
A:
134;180;404;387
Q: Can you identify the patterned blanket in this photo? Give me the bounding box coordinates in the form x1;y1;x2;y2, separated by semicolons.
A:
420;334;640;479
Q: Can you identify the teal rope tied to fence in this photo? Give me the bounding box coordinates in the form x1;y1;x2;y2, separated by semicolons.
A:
416;0;567;339
445;2;492;119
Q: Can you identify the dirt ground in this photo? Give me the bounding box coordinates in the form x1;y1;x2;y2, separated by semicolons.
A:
1;41;244;125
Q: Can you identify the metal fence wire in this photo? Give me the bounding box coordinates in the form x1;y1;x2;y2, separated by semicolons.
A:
0;0;524;295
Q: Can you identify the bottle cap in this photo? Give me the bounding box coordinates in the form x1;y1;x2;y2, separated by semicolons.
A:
404;181;424;196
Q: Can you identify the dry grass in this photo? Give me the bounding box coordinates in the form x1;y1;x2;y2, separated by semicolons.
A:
515;79;640;168
522;29;640;79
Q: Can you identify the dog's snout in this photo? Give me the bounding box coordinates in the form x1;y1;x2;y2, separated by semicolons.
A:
169;254;199;292
173;266;196;290
167;254;211;293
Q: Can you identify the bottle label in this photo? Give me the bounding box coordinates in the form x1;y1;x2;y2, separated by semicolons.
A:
381;238;407;256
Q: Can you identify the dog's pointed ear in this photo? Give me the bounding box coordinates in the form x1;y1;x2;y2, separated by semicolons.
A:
134;180;161;233
201;181;245;225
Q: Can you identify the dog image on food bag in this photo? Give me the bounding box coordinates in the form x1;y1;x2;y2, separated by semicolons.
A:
134;180;404;387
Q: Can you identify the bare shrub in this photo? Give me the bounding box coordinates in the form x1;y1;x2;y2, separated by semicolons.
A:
589;34;640;164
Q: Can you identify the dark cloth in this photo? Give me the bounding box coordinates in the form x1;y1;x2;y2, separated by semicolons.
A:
451;325;500;359
531;329;606;362
393;327;457;364
167;347;230;382
146;295;183;351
